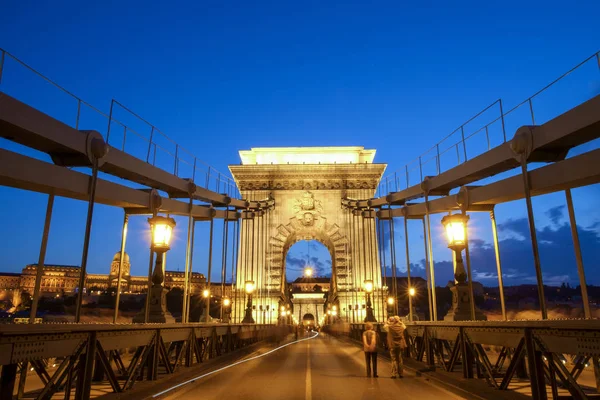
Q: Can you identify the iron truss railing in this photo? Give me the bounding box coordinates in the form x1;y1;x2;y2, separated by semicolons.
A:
0;47;239;198
328;321;600;400
0;323;284;399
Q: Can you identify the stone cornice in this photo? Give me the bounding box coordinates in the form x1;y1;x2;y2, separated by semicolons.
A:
229;163;386;191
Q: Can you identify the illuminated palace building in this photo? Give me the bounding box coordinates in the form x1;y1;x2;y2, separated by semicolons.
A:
0;251;212;296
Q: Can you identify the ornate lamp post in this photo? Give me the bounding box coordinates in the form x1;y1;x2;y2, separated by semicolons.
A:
242;280;255;323
363;280;376;322
408;287;416;321
134;215;176;323
386;296;395;318
441;214;485;321
222;297;231;323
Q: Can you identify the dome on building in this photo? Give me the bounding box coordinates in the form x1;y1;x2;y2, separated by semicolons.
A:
112;251;130;263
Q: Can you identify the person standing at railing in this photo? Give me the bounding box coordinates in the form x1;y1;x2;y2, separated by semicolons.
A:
386;316;407;378
362;322;378;378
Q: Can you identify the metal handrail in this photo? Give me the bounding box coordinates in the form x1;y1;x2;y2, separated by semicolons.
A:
0;47;240;198
380;50;600;194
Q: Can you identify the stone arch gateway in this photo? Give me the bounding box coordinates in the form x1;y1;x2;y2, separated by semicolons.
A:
229;147;387;324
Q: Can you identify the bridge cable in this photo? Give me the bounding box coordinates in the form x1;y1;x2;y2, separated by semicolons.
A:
403;207;413;322
205;207;215;322
231;215;239;323
220;206;230;321
377;209;387;318
388;206;398;305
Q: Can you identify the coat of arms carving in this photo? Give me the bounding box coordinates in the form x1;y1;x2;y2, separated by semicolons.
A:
292;191;323;226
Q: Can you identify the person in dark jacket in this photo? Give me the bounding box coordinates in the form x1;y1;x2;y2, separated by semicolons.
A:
362;322;378;377
385;316;407;378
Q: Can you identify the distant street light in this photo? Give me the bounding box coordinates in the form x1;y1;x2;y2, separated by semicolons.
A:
203;289;210;298
409;287;416;297
222;297;232;323
242;280;255;323
387;296;395;318
304;267;313;277
441;213;485;321
363;279;376;322
134;215;176;323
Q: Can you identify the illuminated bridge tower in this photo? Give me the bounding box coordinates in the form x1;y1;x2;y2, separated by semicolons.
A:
229;147;387;323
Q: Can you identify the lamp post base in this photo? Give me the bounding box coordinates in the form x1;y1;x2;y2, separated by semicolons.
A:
443;284;487;321
242;308;255;324
133;285;175;323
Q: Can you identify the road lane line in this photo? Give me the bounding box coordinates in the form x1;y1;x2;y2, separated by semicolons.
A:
305;341;312;400
152;332;319;398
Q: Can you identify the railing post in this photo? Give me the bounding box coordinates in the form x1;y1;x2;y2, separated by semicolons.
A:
122;126;127;152
174;144;179;176
0;50;5;85
529;98;536;125
499;98;507;143
418;156;423;182
461;126;468;162
405;165;409;188
192;157;197;182
106;99;115;144
146;126;154;163
436;144;441;175
485;126;491;150
206;166;211;188
75;99;81;130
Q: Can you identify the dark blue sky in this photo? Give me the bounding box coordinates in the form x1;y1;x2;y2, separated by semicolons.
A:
1;1;599;286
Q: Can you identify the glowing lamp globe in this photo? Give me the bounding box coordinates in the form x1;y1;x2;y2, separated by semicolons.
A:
364;280;374;294
304;267;313;277
409;287;416;297
245;280;255;294
387;297;395;305
148;216;176;252
223;297;231;307
441;213;470;249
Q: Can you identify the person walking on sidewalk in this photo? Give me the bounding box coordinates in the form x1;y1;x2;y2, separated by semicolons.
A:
362;322;378;377
386;316;407;378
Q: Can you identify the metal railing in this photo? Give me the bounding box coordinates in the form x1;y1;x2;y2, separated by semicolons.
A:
0;322;284;399
377;50;600;197
328;320;600;400
0;47;240;199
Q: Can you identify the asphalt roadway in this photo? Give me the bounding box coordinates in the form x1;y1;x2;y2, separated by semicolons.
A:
158;332;470;400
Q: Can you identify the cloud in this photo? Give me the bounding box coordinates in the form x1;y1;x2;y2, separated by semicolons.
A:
546;205;565;226
285;253;330;277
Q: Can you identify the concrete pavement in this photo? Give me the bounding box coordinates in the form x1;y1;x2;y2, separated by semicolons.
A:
161;332;469;400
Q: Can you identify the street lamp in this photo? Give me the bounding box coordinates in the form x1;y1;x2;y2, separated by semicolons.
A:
441;213;485;321
134;215;176;323
304;267;313;277
386;296;395;318
408;287;416;322
222;297;232;323
363;279;376;322
242;280;255;323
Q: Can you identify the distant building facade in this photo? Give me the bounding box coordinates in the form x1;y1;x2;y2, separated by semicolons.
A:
0;251;208;296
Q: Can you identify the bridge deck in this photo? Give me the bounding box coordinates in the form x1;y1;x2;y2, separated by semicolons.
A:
153;332;477;400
